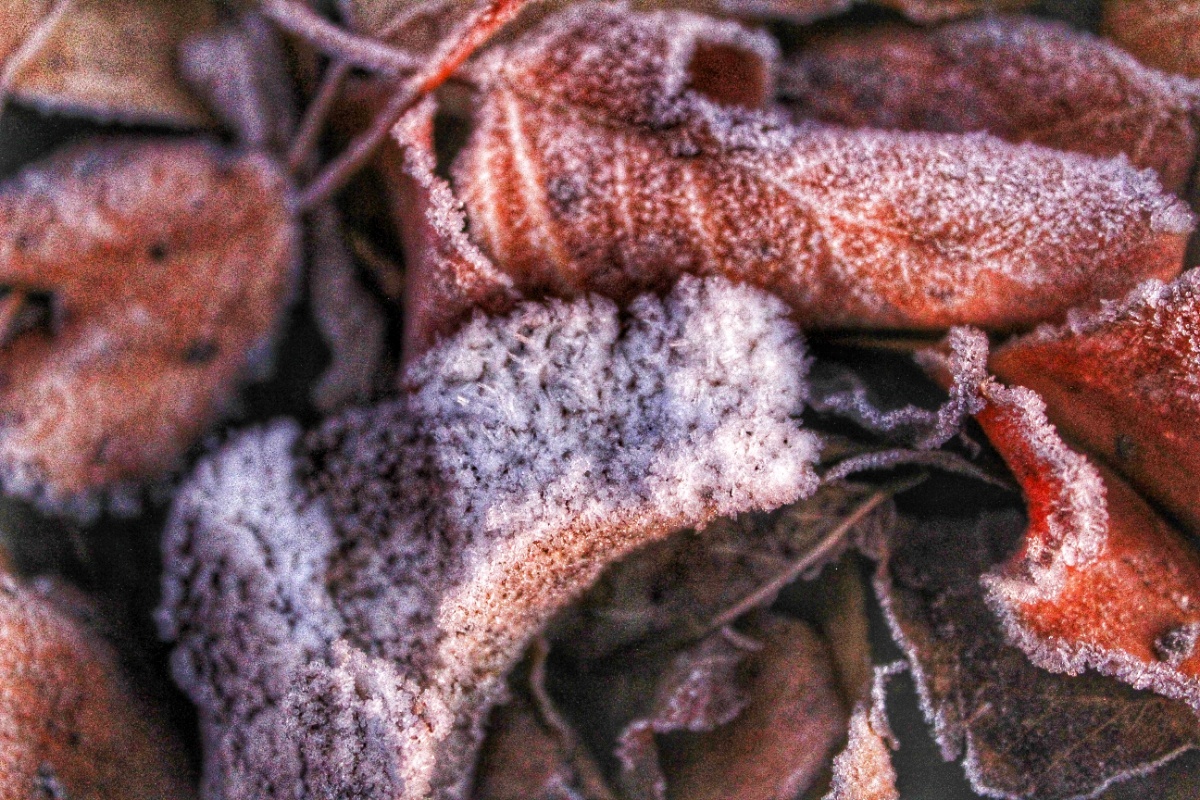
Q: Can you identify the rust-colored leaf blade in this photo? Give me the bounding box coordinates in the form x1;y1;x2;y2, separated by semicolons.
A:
1;0;219;126
0;139;297;516
780;17;1200;193
967;375;1200;711
455;6;1193;332
0;568;194;799
991;268;1200;536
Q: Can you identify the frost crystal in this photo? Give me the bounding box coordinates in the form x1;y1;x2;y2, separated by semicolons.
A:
160;275;819;800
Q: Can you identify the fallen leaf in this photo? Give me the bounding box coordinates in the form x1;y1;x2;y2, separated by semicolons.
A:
0;565;194;800
0;0;219;126
1103;0;1200;79
159;275;820;800
780;17;1200;193
823;664;902;800
0;139;297;516
990;268;1200;535
876;0;1034;22
449;5;1192;342
635;615;847;800
876;510;1200;799
473;691;584;800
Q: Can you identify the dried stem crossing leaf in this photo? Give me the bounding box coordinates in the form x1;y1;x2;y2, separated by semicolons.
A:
0;0;219;126
780;17;1200;193
0;140;297;516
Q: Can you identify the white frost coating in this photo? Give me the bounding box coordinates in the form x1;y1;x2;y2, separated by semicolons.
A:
161;276;820;800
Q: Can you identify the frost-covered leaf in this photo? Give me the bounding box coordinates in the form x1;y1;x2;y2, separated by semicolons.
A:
616;617;846;800
0;565;194;800
780;17;1200;192
1103;0;1200;79
969;378;1200;712
159;275;819;800
0;139;297;517
876;510;1200;799
0;0;219;126
452;5;1192;337
823;664;901;800
991;268;1200;536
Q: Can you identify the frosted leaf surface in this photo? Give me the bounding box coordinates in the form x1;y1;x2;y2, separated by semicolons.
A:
0;139;297;517
456;4;1193;332
0;0;219;126
946;369;1200;712
991;268;1200;535
877;511;1200;800
159;275;820;800
823;664;901;800
1103;0;1200;79
780;17;1200;193
0;567;195;800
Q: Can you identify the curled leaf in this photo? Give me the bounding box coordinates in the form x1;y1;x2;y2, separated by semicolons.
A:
991;268;1200;535
452;5;1192;337
780;17;1200;193
876;510;1200;799
935;351;1200;713
1103;0;1200;79
0;140;297;517
159;275;819;800
0;0;219;126
0;567;194;799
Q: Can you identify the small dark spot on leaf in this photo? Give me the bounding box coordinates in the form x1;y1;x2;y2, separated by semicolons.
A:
1154;622;1200;666
147;242;169;262
1115;433;1137;462
183;339;219;365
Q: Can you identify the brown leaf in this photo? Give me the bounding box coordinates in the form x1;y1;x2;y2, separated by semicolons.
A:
0;567;194;800
991;268;1200;535
0;139;297;516
1103;0;1200;79
473;692;584;800
877;510;1200;799
780;17;1200;193
0;0;219;126
618;616;848;800
449;6;1191;344
876;0;1034;22
925;347;1200;713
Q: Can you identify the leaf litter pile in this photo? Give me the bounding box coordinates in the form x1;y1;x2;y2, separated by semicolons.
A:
2;0;1200;798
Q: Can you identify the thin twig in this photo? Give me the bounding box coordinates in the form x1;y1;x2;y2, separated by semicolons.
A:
705;476;923;633
0;0;74;117
260;0;421;74
287;58;353;175
529;637;621;800
0;291;27;347
297;0;529;211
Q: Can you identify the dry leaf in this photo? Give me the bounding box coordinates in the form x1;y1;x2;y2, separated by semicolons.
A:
780;17;1200;193
991;268;1200;535
0;139;297;516
1103;0;1200;79
472;692;584;800
876;0;1034;22
0;0;219;126
0;567;194;800
159;275;819;799
651;616;847;800
448;5;1192;342
876;510;1200;799
924;340;1200;713
823;664;901;800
